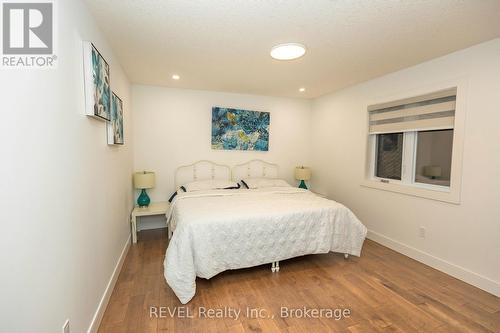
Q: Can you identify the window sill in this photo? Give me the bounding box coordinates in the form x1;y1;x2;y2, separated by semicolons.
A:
361;179;460;204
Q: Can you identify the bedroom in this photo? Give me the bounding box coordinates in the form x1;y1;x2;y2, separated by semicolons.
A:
1;0;500;332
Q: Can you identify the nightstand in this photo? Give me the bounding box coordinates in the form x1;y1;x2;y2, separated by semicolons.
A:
131;201;170;243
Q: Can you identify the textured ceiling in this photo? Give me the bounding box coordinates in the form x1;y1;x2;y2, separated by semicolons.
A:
84;0;500;99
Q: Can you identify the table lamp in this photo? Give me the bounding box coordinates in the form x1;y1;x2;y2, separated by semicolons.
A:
133;171;155;207
295;166;311;189
424;166;442;180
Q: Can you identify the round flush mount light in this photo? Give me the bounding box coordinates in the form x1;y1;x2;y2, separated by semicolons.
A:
270;43;306;60
172;74;180;80
299;87;306;92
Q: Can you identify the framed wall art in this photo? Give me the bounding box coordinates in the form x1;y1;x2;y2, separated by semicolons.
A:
211;107;270;151
107;92;124;145
83;41;111;121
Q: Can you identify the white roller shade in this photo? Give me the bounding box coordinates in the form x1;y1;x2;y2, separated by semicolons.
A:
368;88;457;134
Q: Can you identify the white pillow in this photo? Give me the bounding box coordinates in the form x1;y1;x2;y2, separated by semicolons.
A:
241;178;291;189
182;179;240;192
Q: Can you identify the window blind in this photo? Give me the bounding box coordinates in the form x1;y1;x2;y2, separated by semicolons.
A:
368;88;457;134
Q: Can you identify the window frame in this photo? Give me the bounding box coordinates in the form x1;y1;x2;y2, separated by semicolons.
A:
362;82;466;204
369;131;452;193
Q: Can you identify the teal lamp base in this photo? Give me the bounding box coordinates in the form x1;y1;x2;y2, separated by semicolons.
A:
298;180;308;189
137;189;151;207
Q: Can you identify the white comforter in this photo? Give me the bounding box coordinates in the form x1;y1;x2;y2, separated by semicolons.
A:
163;187;367;304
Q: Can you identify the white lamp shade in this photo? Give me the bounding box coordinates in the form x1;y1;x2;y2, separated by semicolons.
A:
133;171;155;189
295;167;311;181
424;166;442;177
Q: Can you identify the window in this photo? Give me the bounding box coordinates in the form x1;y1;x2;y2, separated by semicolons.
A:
375;133;403;180
415;129;453;187
368;88;457;191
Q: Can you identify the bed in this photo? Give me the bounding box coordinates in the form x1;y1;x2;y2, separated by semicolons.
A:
163;160;367;304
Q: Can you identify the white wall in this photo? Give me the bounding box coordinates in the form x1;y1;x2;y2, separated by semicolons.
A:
0;1;133;332
132;85;312;207
311;38;500;296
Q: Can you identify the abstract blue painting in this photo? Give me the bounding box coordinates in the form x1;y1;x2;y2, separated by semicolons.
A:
211;107;270;151
91;45;111;120
107;92;124;145
83;42;110;121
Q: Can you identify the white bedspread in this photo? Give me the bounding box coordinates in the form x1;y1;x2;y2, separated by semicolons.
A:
163;187;367;304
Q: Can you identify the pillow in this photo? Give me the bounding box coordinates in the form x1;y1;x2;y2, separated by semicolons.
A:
241;178;291;189
168;187;186;203
182;179;240;192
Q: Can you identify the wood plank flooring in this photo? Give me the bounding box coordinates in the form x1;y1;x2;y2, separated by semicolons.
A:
98;229;500;332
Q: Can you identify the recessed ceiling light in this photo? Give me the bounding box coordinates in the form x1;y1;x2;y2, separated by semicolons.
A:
270;43;306;60
299;87;306;92
172;74;180;80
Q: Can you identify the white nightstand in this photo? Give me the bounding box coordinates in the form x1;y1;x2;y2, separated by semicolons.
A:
130;201;170;243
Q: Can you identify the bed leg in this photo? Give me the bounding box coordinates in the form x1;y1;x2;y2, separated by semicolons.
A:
271;261;280;273
344;253;349;259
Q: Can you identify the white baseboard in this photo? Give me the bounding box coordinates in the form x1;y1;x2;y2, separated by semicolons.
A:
367;230;500;297
87;235;131;333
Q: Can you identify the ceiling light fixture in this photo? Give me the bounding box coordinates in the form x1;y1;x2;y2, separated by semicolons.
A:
299;87;306;92
172;74;180;80
270;43;306;60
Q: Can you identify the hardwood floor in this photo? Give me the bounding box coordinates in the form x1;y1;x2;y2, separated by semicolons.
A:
98;229;500;332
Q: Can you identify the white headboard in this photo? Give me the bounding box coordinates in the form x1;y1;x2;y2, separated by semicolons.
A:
175;160;231;188
232;160;279;181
